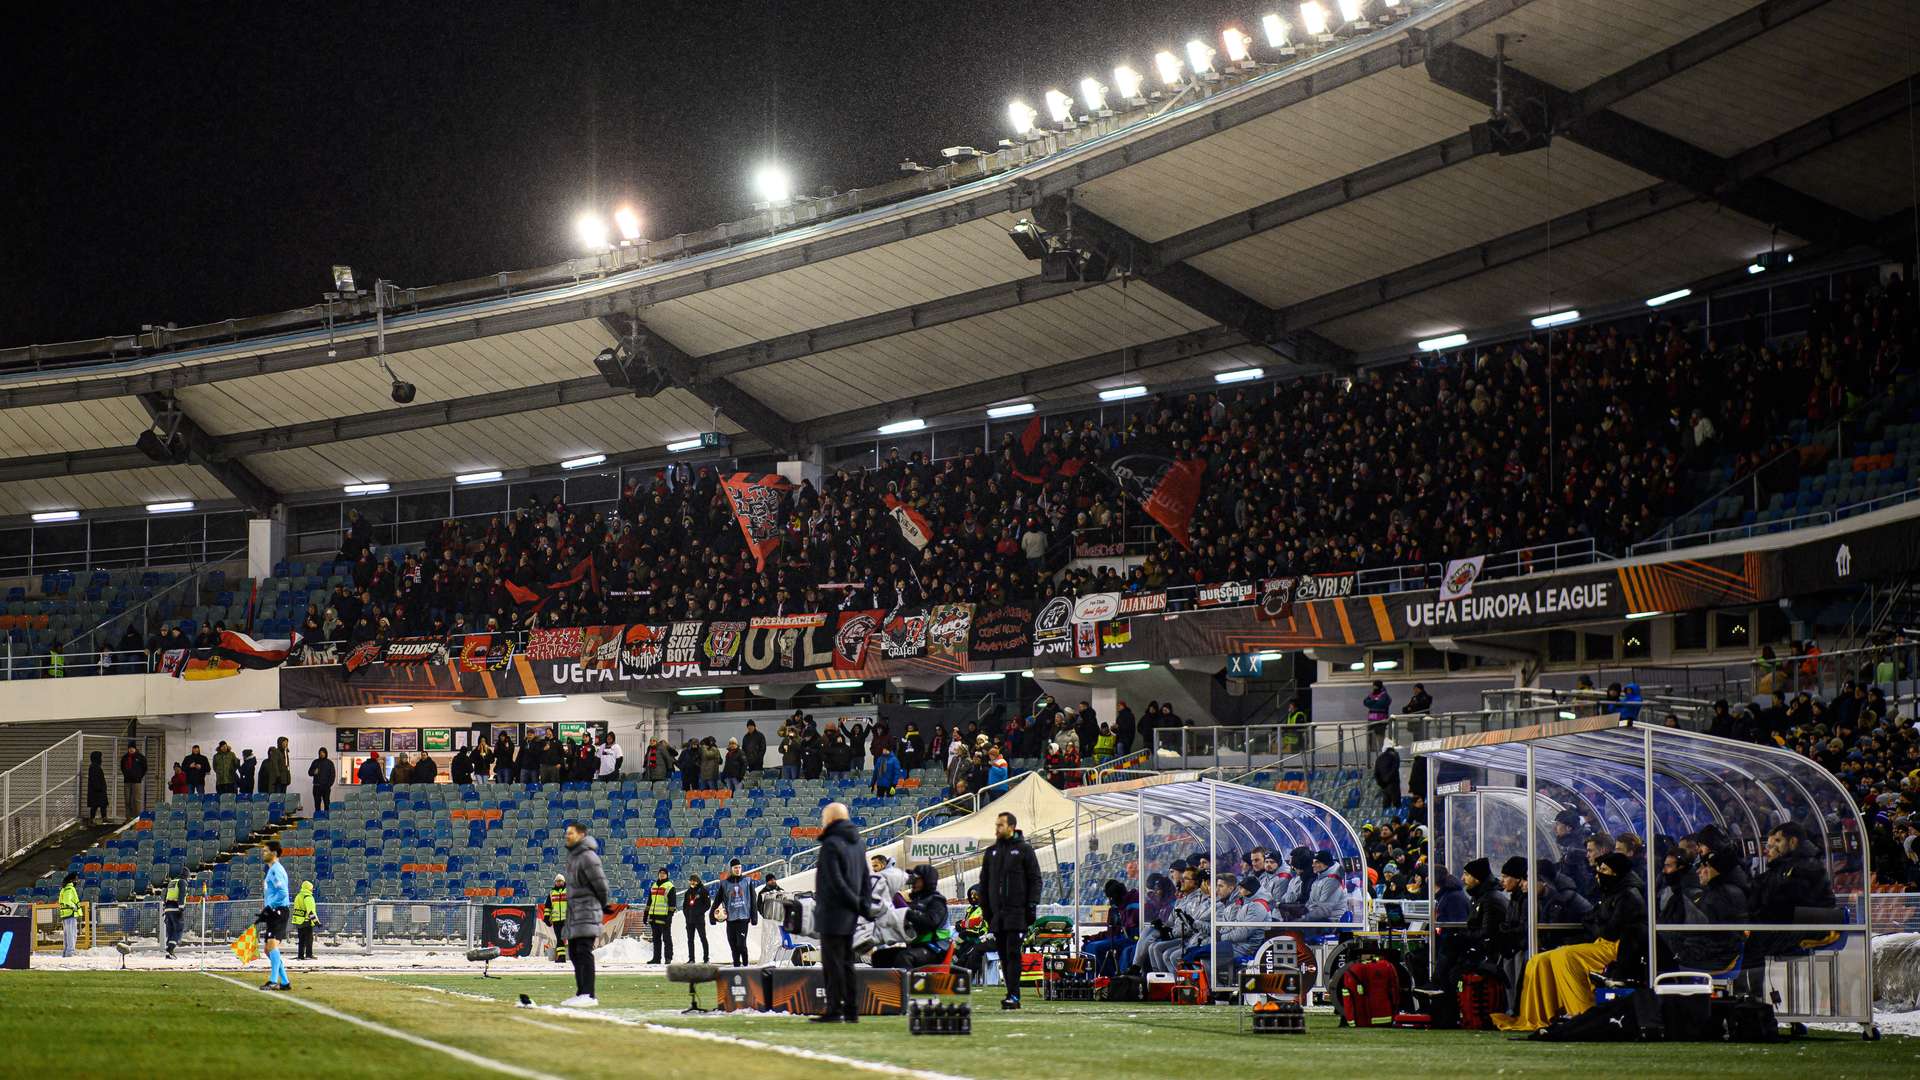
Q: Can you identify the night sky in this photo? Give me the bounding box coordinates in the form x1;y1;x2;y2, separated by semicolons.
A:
8;1;1268;349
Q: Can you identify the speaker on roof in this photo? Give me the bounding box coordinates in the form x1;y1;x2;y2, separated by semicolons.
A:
136;429;187;464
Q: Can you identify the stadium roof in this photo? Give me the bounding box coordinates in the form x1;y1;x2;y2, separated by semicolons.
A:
1;0;1914;519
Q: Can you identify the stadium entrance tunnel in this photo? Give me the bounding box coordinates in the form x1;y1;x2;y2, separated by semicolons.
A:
1416;716;1876;1035
1068;776;1367;984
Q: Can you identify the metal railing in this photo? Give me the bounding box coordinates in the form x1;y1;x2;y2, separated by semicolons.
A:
1;733;157;863
82;895;478;957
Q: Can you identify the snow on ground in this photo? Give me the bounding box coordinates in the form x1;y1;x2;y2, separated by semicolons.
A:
28;942;673;973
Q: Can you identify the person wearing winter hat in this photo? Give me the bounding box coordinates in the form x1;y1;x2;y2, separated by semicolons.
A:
1495;849;1645;1031
1304;850;1346;922
1433;855;1509;990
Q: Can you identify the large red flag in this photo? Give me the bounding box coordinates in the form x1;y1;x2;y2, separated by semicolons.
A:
721;473;797;570
882;492;933;551
1106;452;1206;549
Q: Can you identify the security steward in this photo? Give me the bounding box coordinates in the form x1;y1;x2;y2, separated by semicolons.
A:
161;869;185;958
291;880;319;960
547;874;570;963
646;866;678;964
58;873;82;957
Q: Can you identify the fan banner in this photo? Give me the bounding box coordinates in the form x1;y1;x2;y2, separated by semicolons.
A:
721;472;796;570
883;493;933;551
1107;452;1205;549
1439;556;1487;602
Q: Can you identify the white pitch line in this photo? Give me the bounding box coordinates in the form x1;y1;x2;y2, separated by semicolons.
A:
509;1014;575;1033
535;1004;979;1080
202;973;567;1080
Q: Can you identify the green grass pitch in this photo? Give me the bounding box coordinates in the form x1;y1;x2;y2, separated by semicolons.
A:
0;971;1910;1079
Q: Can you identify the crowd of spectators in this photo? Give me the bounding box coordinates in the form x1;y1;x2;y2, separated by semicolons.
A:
111;277;1890;656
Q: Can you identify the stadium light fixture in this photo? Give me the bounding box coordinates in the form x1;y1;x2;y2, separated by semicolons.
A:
146;501;195;514
1530;310;1580;329
1222;27;1253;64
1104;661;1152;672
1044;89;1075;125
816;679;864;690
1098;385;1147;401
214;711;261;719
1372;659;1399;671
1185;39;1217;76
1079;77;1108;113
1558;710;1578;721
1300;2;1331;37
1153;50;1183;86
455;471;503;485
1008;100;1039;136
955;672;1006;682
1262;12;1292;49
1215;367;1264;384
753;163;792;205
987;402;1035;418
877;418;926;435
1645;288;1693;307
1079;665;1095;674
676;687;723;697
366;705;414;714
1113;65;1144;103
1337;0;1368;28
612;206;642;242
1347;661;1366;671
343;482;390;495
1254;651;1284;662
31;510;79;523
1625;610;1663;620
517;696;565;705
1019;670;1034;679
562;453;606;469
1747;262;1765;275
1418;332;1469;351
667;438;705;453
574;212;609;252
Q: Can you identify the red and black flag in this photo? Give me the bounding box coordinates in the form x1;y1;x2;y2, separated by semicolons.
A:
883;492;934;551
1009;415;1085;486
1105;450;1206;549
721;472;796;570
502;553;601;616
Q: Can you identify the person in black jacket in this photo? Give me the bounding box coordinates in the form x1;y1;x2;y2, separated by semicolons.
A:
1113;700;1136;755
813;802;871;1024
683;873;712;963
85;751;109;821
1432;856;1508;989
1668;847;1749;971
237;749;257;795
357;750;385;787
874;864;951;970
742;721;767;772
677;739;700;794
978;811;1042;1009
308;748;336;814
1495;852;1644;1031
182;745;211;795
1583;852;1649;981
1749;821;1836;958
412;753;438;785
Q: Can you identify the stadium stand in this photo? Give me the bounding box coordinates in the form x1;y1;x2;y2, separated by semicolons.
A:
19;792;302;904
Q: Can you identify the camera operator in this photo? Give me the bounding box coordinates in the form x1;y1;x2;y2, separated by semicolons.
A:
979;811;1042;1009
812;802;871;1023
873;865;950;969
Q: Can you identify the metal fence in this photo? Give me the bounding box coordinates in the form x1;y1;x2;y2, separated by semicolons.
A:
82;895;478;956
1;732;159;862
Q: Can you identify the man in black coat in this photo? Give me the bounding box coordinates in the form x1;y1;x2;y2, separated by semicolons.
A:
307;749;336;814
182;745;211;795
1113;701;1136;756
978;811;1042;1009
742;721;767;772
1749;821;1836;958
1373;741;1402;810
1432;856;1509;990
813;802;871;1024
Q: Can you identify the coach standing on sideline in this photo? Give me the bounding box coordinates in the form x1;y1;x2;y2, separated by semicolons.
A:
560;820;611;1008
813;801;869;1023
979;811;1042;1010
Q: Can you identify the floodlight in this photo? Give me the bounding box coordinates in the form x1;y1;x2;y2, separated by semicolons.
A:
1008;218;1052;260
988;402;1035;418
1154;50;1183;85
1008;100;1038;135
1338;0;1366;25
1215;367;1264;384
32;510;79;522
344;483;390;495
1185;39;1217;75
955;672;1006;682
676;687;723;697
1079;77;1108;113
613;206;642;242
575;212;609;252
1644;288;1692;307
1300;2;1331;36
456;471;502;485
878;418;926;435
815;680;864;690
1222;28;1253;63
331;265;356;292
146;501;195;514
1043;89;1075;125
1113;65;1144;102
667;438;704;453
1099;385;1147;401
1530;310;1580;329
754;163;792;205
1417;332;1469;351
1262;13;1291;47
1104;662;1151;672
1747;263;1765;275
562;453;606;469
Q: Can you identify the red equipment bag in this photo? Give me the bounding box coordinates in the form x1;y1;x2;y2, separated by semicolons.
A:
1457;971;1505;1030
1337;959;1404;1027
